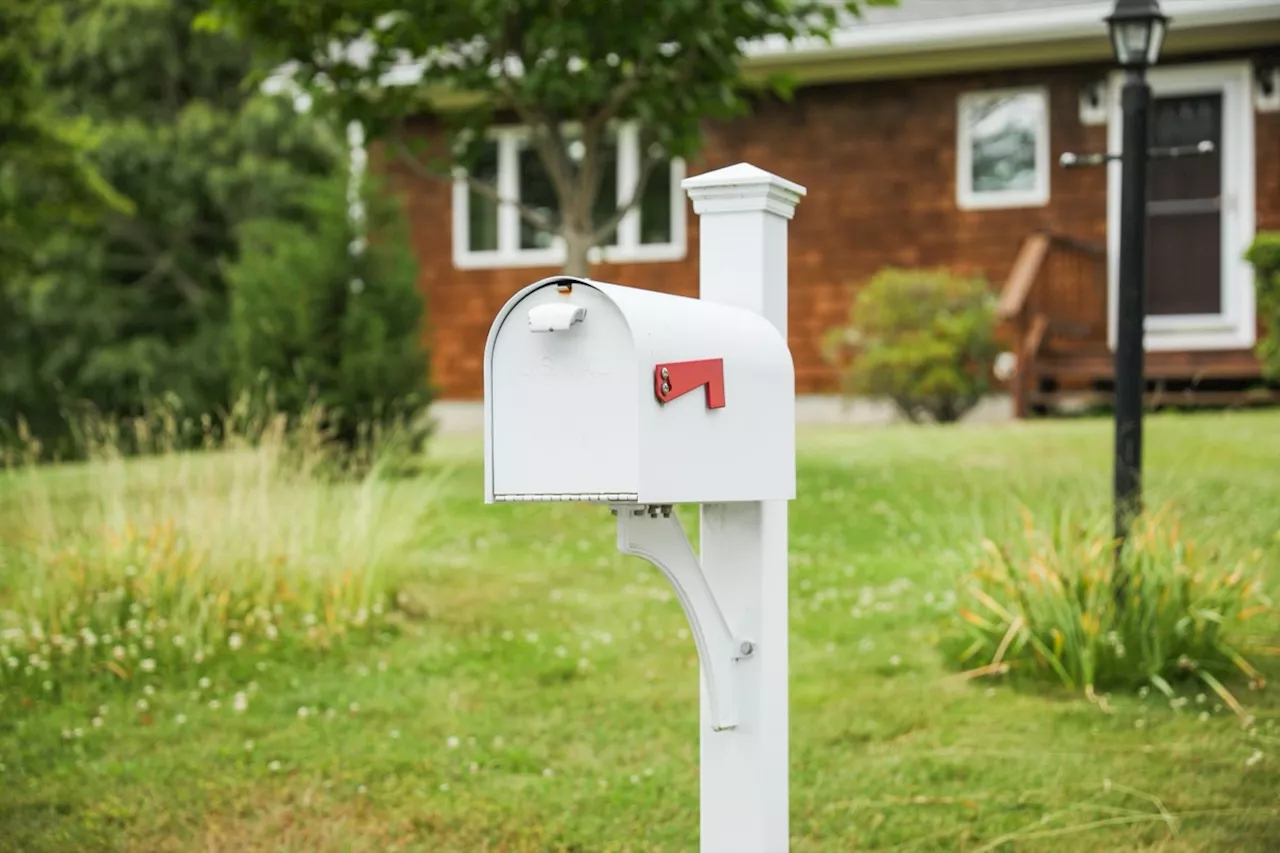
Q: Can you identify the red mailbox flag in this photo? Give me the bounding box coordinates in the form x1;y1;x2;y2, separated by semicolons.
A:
654;359;726;409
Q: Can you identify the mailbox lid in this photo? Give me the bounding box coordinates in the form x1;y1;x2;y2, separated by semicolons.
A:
485;280;641;502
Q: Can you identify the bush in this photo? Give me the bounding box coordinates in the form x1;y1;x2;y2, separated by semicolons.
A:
955;506;1271;717
823;268;998;423
226;173;432;460
1244;232;1280;380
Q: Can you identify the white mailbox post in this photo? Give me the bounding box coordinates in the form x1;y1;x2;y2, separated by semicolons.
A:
483;163;805;853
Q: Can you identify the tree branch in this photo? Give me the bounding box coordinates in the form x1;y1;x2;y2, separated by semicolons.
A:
592;137;665;245
389;128;557;235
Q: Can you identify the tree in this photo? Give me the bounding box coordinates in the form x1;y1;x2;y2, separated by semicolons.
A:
202;0;893;276
2;0;347;455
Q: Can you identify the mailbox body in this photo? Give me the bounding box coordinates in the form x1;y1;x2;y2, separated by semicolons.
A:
484;276;795;504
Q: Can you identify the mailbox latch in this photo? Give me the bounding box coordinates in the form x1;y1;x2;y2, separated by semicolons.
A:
528;302;586;332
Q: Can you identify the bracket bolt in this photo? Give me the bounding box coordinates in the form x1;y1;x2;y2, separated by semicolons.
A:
661;367;669;380
661;381;671;394
739;641;755;656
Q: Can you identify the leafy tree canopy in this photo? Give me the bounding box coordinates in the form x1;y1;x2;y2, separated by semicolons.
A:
203;0;893;273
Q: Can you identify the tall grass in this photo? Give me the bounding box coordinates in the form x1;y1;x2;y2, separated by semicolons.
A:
957;505;1273;717
0;402;438;696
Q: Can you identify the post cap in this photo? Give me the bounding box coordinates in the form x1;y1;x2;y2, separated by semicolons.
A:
682;163;807;219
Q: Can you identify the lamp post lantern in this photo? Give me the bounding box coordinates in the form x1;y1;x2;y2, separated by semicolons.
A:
1107;0;1168;552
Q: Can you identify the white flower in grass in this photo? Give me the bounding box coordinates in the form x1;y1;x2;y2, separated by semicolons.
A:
175;714;187;725
1199;712;1210;722
136;699;149;712
5;657;17;669
73;728;84;739
377;660;387;672
390;730;400;740
140;659;156;673
198;677;212;689
193;650;205;664
542;768;554;778
446;736;459;749
501;631;514;642
172;635;185;648
265;625;278;641
356;785;367;795
244;740;254;752
268;760;281;772
491;736;504;748
142;636;155;650
297;707;309;720
92;717;103;729
42;680;53;692
112;646;126;661
630;774;640;784
209;699;221;710
97;705;108;717
233;692;248;713
349;702;360;714
143;685;155;696
1246;749;1264;767
227;634;243;651
555;646;567;658
469;762;479;774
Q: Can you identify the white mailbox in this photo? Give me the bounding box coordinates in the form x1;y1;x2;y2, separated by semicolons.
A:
483;275;795;505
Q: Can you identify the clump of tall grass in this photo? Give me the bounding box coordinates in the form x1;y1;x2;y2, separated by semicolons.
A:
956;506;1272;717
0;399;437;698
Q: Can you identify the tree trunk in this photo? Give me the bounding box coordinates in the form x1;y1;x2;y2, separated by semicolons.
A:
562;230;591;278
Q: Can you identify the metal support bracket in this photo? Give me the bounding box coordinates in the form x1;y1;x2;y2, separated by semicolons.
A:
611;503;753;731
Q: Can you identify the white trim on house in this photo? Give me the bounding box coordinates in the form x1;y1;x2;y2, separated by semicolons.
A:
746;0;1280;68
955;86;1051;211
1105;60;1257;353
451;122;687;271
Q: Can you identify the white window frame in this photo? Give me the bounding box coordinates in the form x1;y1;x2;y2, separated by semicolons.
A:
956;86;1051;211
452;121;687;270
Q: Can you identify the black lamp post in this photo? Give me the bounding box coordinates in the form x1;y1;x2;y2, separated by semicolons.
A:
1106;0;1168;550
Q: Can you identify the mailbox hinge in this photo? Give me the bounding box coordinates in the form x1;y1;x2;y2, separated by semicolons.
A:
611;503;754;732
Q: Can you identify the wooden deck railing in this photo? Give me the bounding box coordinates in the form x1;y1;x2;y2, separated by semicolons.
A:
997;231;1108;417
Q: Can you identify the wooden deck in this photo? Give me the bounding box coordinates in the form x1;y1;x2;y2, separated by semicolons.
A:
996;231;1271;418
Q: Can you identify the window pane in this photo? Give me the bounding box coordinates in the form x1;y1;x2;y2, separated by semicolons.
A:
967;93;1042;194
467;141;500;252
590;143;619;247
519;145;559;250
639;160;673;245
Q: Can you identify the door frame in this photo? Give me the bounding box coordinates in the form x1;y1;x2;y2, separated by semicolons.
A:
1105;60;1257;351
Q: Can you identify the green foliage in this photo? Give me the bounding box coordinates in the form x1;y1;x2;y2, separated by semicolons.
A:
957;506;1272;716
205;0;897;273
1244;231;1280;380
0;400;433;699
824;267;999;423
1;0;348;458
226;174;432;456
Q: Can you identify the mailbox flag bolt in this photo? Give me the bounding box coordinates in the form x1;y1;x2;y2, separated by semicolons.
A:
661;382;671;394
661;367;669;380
739;641;755;657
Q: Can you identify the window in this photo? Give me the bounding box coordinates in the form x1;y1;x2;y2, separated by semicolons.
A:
956;87;1050;210
453;122;686;269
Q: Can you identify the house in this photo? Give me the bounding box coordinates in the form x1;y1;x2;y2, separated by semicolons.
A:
384;0;1280;417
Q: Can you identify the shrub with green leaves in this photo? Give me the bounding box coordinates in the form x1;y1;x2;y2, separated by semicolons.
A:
1245;231;1280;380
226;173;432;456
823;268;998;423
955;507;1272;716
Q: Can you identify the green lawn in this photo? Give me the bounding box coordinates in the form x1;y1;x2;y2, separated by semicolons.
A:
2;411;1279;852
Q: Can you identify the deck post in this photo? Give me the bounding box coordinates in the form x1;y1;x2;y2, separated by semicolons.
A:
683;163;805;853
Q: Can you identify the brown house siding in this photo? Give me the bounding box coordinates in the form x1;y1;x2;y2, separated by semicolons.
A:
387;50;1279;401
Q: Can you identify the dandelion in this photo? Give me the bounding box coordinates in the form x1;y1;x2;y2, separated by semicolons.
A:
5;657;16;669
268;760;281;772
1199;712;1210;722
377;660;388;672
446;736;460;749
172;635;185;648
175;713;187;725
92;717;104;728
140;659;156;673
244;740;255;752
228;634;243;651
555;646;567;658
889;655;901;667
193;650;205;664
42;680;53;692
597;778;608;789
233;692;248;713
297;707;310;720
1135;719;1146;729
1196;693;1207;704
492;736;504;748
390;730;401;739
198;677;212;689
356;785;367;794
136;699;149;711
61;728;72;740
303;613;317;627
501;630;514;641
142;636;155;650
439;782;450;791
349;702;360;714
265;624;278;641
525;632;539;644
542;768;554;778
630;774;640;783
209;699;221;710
112;646;126;661
73;728;84;739
143;685;155;696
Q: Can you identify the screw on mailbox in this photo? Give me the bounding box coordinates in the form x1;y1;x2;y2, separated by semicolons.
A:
661;367;669;380
661;381;671;394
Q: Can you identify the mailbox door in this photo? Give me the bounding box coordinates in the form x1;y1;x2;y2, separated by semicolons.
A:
488;283;640;500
